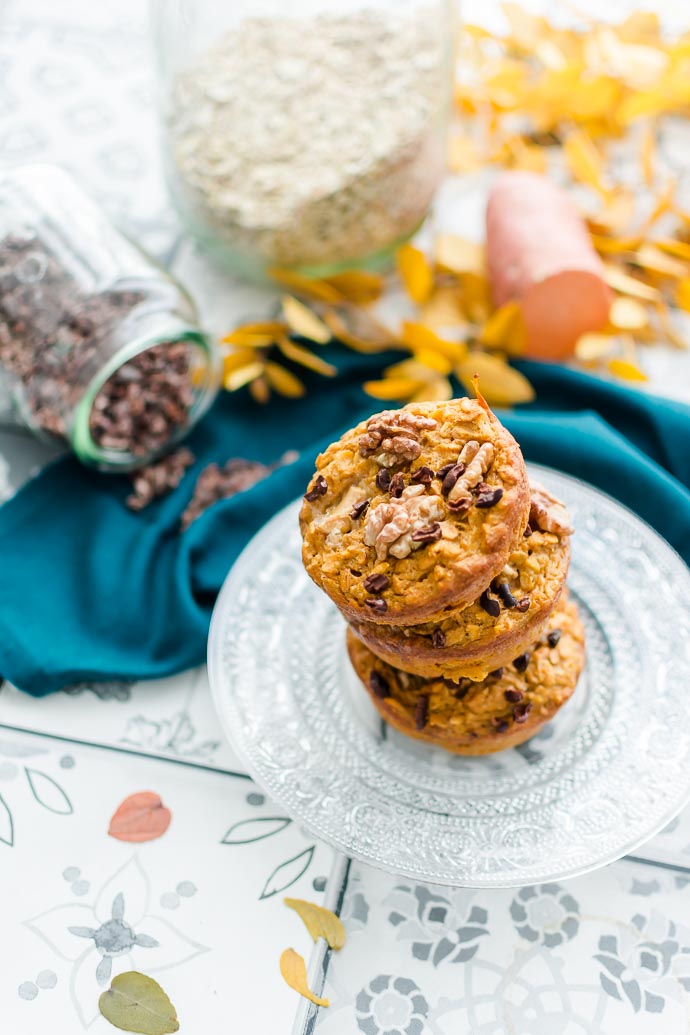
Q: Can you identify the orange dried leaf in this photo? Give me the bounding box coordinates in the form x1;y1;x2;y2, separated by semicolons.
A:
638;179;676;234
249;375;270;404
276;337;337;377
221;332;275;348
284;898;346;951
607;357;648;382
640;122;656;186
221;321;286;346
401;322;468;364
223;349;263;377
397;243;434;304
590;234;641;255
602;265;660;301
279;949;329;1008
655;239;690;263
385;358;441;382
323;306;398;352
480;301;526;354
447;134;483;173
634;243;687;278
677;278;690;313
281;296;332;344
268;268;343;303
563;130;608;196
411;347;453;376
224;360;265;392
419;286;469;331
456;353;535;406
410;377;453;402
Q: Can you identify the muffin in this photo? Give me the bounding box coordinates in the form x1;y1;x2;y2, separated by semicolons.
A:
300;397;530;626
348;483;572;680
346;595;586;755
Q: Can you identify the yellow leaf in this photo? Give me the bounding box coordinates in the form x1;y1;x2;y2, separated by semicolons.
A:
363;377;423;401
655;238;690;263
585;191;635;235
224;360;265;392
410;377;453;402
634;243;687;278
653;299;688;349
459;272;491;323
590;234;641;255
268;268;343;303
456;353;535;406
480;301;526;354
321;270;383;305
411;348;453;375
607;357;648;382
435;234;485;276
638;179;677;234
602;265;660;301
401;322;469;363
281;296;332;344
575;333;617;361
677;278;690;313
223;349;262;377
384;358;440;382
563;129;608;196
279;949;329;1008
569;76;621;121
221;321;286;346
276;337;337;376
640;122;656;186
249;375;270;404
419;286;470;332
284;898;346;951
264;361;306;398
397;243;434;304
608;297;649;331
447;134;483;173
323;306;399;352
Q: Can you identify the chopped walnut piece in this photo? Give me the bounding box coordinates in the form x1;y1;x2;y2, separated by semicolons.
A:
529;483;573;537
358;410;437;468
363;484;445;560
447;441;495;504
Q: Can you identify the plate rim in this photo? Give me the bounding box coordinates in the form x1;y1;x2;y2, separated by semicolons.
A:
208;464;690;888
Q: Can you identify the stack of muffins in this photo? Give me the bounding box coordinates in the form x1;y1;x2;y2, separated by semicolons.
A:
300;396;585;755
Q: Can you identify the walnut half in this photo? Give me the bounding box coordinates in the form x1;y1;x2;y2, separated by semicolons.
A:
529;482;573;536
358;410;437;468
364;484;446;559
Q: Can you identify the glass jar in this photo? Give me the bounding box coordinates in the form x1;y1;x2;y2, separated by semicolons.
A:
0;164;219;471
151;0;455;279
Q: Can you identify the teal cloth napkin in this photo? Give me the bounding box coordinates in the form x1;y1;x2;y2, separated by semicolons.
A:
1;344;689;696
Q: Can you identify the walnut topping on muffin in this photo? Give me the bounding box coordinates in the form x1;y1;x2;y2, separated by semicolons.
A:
358;410;437;468
363;484;445;560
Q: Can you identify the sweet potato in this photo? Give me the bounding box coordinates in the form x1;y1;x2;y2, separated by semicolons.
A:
486;171;611;360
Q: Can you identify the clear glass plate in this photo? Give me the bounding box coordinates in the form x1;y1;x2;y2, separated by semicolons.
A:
208;465;690;887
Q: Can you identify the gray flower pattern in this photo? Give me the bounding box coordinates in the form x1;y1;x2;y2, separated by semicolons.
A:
595;911;690;1013
510;882;579;947
356;975;428;1035
386;884;488;965
69;892;158;985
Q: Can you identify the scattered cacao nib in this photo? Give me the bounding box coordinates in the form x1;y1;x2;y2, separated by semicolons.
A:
375;469;392;492
474;483;504;509
440;462;465;496
513;701;532;723
304;474;327;501
523;524;534;538
431;628;446;649
491;716;510;733
494;581;519;609
515;596;530;613
363;573;390;593
489;668;504;679
410;465;434;485
126;447;195;511
414;694;430;730
435;462;456;480
181;457;273;529
547;628;562;647
513;652;530;673
504;688;524;703
447;496;473;514
442;676;472;698
388;471;405;498
410;522;442;544
479;589;501;618
350;498;370;519
350;569;362;577
370;671;390;699
364;596;388;614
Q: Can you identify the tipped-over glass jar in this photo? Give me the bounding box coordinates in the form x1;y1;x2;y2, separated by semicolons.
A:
152;0;455;279
0;164;218;471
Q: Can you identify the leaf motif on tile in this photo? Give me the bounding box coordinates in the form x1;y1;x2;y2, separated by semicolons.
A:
260;846;315;900
0;792;13;846
24;768;73;815
98;971;179;1034
220;816;291;845
108;792;172;843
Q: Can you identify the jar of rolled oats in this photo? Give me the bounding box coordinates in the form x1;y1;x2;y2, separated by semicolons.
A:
0;164;219;471
151;0;455;279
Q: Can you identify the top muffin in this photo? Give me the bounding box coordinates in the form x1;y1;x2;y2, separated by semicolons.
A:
299;397;530;625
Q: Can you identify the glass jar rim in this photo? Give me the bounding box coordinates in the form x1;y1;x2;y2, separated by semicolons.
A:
71;325;217;471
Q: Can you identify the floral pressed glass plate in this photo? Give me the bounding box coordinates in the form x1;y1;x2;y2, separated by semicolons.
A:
208;465;690;887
